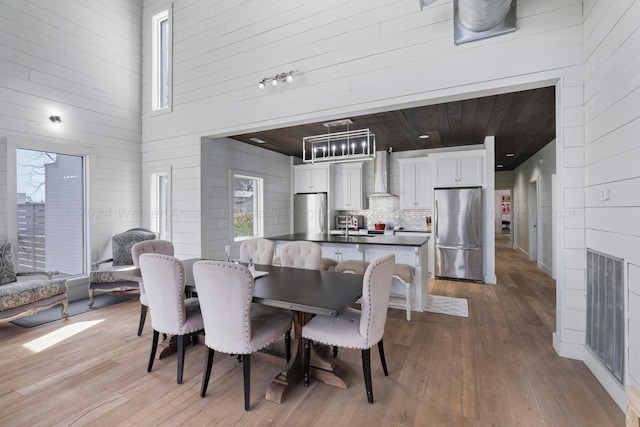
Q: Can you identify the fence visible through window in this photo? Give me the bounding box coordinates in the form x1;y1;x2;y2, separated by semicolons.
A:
16;202;46;271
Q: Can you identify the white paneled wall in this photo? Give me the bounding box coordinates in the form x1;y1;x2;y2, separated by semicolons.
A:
200;137;291;260
0;0;143;269
583;0;640;401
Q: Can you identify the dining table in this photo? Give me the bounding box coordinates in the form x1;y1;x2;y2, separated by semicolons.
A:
118;258;365;404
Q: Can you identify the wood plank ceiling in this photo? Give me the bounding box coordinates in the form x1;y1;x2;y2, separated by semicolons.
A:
228;86;556;171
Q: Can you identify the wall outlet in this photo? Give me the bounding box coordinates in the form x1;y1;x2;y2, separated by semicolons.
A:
600;188;610;201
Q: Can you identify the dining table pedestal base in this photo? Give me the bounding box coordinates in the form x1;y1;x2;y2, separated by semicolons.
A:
265;311;352;403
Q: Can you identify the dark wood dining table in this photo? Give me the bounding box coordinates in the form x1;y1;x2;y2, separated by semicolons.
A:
120;258;365;404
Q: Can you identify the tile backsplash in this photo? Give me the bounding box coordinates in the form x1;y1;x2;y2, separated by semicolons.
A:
337;196;431;230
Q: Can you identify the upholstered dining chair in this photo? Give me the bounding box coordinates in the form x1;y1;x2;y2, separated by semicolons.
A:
131;240;175;336
192;261;292;411
279;241;322;270
239;238;274;265
138;253;204;384
302;253;395;403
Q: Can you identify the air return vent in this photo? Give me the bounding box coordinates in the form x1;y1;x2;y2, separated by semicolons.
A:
586;249;624;384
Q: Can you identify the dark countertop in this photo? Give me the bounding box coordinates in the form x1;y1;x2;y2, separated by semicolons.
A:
269;233;429;247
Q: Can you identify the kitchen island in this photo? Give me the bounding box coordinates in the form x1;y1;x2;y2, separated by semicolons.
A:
269;233;429;315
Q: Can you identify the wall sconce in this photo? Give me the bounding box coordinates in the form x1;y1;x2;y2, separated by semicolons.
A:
49;115;62;124
258;70;297;89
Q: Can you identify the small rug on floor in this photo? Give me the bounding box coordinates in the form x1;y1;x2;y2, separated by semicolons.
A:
424;295;469;317
10;294;129;328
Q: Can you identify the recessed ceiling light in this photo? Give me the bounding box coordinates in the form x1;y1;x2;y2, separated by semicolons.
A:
506;153;515;157
249;137;266;144
418;134;429;139
497;164;504;168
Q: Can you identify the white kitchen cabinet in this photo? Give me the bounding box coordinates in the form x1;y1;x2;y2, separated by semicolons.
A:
398;158;432;209
332;162;363;210
433;156;483;187
293;164;329;193
320;243;364;263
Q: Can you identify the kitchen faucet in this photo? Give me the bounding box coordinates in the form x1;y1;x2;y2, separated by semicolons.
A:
343;217;350;237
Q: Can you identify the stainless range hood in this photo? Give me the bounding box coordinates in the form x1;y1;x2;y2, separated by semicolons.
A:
367;149;397;197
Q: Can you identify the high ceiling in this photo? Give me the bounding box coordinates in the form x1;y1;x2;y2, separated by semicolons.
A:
228;86;556;171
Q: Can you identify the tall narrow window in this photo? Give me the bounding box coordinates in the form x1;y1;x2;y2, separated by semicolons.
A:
152;8;171;111
150;172;170;240
16;149;85;275
232;174;263;241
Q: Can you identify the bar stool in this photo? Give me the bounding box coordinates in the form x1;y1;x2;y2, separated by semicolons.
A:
335;260;370;275
393;264;415;321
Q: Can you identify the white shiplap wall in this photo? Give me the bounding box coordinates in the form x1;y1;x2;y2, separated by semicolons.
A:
0;1;143;282
583;0;640;399
512;139;556;276
200;137;291;260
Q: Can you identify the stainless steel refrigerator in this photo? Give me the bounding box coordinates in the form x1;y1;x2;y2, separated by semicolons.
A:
294;193;328;234
434;187;483;282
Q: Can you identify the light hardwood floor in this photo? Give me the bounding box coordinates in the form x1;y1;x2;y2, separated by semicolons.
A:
0;235;624;426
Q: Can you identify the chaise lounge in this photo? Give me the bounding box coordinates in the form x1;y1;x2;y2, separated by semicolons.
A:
0;241;68;323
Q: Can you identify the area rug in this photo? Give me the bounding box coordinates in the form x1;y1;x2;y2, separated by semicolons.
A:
424;295;469;318
10;294;129;328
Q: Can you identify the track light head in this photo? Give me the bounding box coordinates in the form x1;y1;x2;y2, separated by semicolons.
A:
49;115;61;124
258;70;298;89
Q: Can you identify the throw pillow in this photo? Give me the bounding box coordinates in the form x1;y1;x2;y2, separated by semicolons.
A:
0;241;18;285
112;230;157;266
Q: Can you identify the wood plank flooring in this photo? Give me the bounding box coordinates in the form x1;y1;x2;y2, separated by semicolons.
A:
0;235;624;426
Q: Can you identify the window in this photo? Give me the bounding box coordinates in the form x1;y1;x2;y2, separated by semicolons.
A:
16;149;85;275
150;171;170;240
151;8;171;111
232;174;263;241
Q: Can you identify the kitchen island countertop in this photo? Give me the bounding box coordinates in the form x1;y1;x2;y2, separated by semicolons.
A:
269;233;429;247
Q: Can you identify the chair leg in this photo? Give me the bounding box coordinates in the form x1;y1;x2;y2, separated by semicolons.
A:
377;339;389;376
177;335;185;384
406;280;412;321
137;304;147;336
285;329;291;363
88;288;95;307
148;330;159;372
304;339;311;387
243;354;251;411
362;348;373;403
200;348;215;397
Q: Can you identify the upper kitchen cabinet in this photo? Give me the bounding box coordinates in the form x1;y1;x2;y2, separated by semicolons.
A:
433;155;483;187
293;164;329;193
332;162;363;210
398;157;432;209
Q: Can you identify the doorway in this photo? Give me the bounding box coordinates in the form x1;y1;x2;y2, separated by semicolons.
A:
528;180;538;262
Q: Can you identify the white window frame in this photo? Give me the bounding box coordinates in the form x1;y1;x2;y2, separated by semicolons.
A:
150;168;172;241
151;6;172;112
6;136;94;285
231;172;264;242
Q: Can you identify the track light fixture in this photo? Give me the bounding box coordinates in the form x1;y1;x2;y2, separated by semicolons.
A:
49;115;62;124
258;70;297;89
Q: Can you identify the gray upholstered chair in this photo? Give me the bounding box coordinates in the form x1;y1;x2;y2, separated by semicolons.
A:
192;260;292;411
302;253;395;403
88;228;157;307
239;238;274;265
279;241;322;270
131;240;175;336
139;253;204;384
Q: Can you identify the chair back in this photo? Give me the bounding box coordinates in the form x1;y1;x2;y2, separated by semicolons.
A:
192;261;254;354
239;239;274;265
359;253;395;347
132;240;175;267
138;253;187;334
279;241;322;270
132;240;175;303
111;228;157;266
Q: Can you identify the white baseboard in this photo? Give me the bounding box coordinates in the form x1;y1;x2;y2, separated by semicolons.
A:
552;332;582;360
538;261;552;277
582;347;626;411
